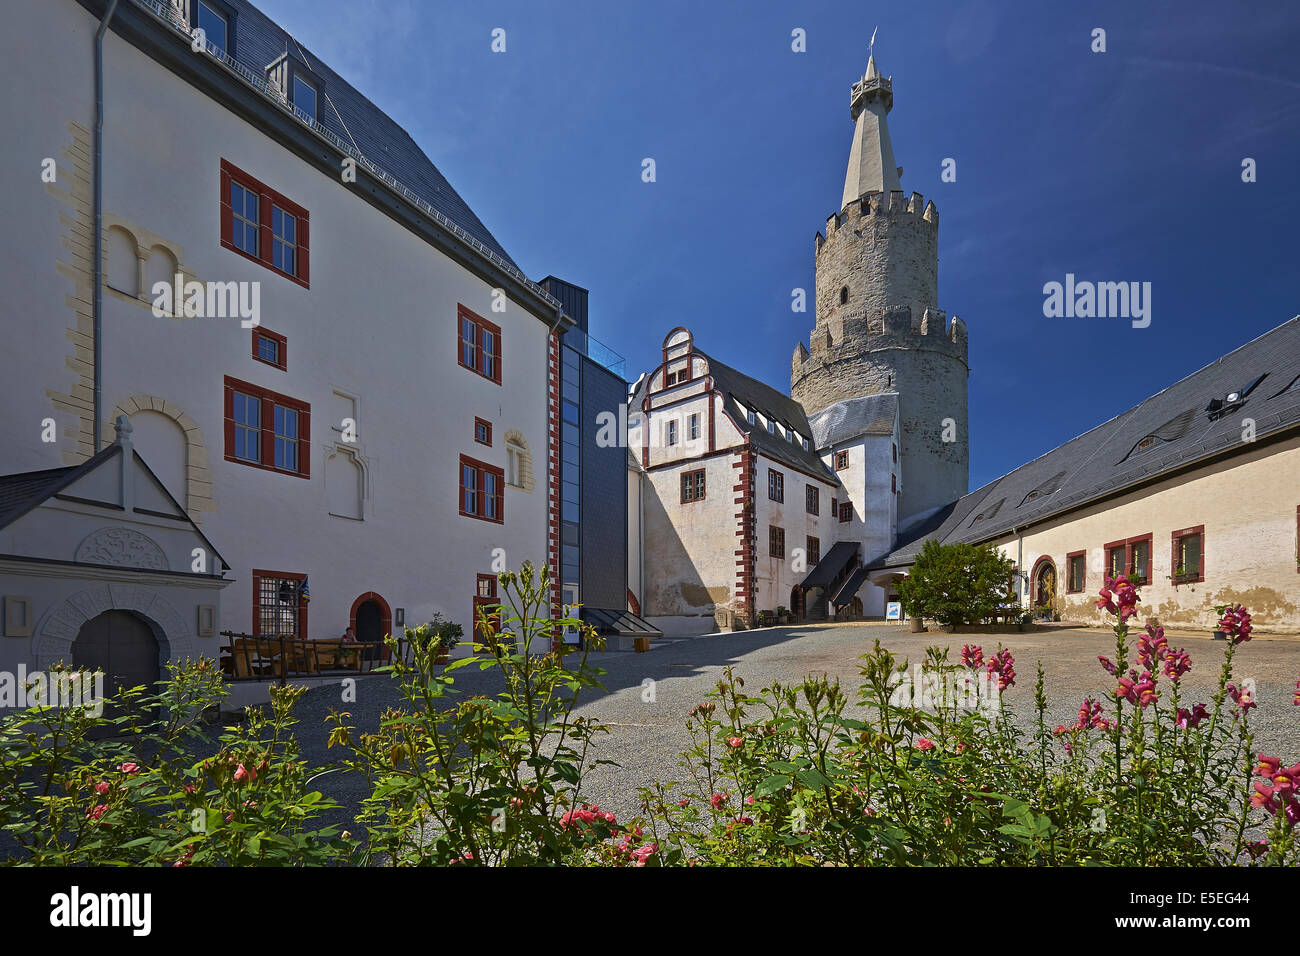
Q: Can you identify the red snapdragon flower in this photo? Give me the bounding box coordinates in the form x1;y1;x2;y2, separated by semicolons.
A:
94;781;110;795
986;648;1016;691
1098;655;1117;675
1227;683;1256;716
1175;703;1209;729
960;644;985;669
1218;604;1253;644
1137;625;1168;669
710;792;729;810
1162;648;1191;682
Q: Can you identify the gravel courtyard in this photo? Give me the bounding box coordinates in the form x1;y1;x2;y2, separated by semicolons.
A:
292;623;1300;833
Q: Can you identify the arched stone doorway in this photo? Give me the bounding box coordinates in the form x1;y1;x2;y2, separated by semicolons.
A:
349;591;392;661
1032;556;1057;610
73;610;162;735
789;587;805;622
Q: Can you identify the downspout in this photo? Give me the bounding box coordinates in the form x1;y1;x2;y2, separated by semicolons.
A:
93;0;122;453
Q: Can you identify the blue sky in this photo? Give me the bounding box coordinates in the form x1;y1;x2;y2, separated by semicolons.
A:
258;0;1300;490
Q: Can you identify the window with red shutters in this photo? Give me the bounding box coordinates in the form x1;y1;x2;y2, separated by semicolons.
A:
220;159;309;287
460;454;504;523
1104;534;1153;585
1065;550;1087;593
458;305;502;384
839;502;852;523
224;376;310;478
474;417;493;447
805;484;819;515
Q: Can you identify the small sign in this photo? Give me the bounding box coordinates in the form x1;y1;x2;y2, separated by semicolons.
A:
394;608;405;628
885;602;902;621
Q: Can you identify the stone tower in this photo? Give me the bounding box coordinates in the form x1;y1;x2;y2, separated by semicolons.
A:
791;53;969;522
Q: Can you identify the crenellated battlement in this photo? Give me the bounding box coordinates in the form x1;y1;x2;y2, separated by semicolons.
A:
793;304;969;373
816;190;939;253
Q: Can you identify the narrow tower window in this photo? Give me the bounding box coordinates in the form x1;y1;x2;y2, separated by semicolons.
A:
839;286;849;305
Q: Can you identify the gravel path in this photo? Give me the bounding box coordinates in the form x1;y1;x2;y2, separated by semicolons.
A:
291;623;1300;833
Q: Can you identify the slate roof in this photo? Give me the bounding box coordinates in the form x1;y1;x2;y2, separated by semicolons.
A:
874;316;1300;569
141;0;518;266
695;350;839;481
0;452;113;531
799;541;859;588
809;393;899;448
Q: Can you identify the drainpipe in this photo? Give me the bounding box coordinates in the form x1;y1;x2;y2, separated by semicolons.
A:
93;0;122;453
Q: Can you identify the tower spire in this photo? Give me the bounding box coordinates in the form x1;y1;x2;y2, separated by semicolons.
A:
841;42;901;210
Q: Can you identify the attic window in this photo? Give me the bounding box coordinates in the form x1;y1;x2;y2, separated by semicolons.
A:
291;75;318;121
1024;490;1039;502
973;513;984;522
802;438;809;451
1137;436;1156;452
747;409;756;426
767;419;775;435
195;0;229;56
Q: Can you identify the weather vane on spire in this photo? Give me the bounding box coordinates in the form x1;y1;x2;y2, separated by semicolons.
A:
869;26;877;58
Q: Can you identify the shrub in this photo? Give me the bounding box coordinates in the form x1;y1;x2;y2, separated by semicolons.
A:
895;539;1017;626
0;660;346;865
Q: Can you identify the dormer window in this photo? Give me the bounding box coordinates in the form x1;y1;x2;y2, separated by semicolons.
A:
802;438;809;451
195;0;229;56
1136;436;1156;452
747;409;756;426
291;74;318;121
767;419;775;434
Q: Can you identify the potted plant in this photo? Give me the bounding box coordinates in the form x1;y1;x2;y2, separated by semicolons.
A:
776;605;789;625
1018;609;1033;631
435;619;463;664
1211;604;1231;640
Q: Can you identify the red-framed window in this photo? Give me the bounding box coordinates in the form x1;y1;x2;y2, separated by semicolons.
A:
1171;525;1205;584
474;573;501;636
835;451;849;471
830;497;837;516
474;417;493;447
220;159;309;287
251;326;287;371
224;376;310;478
1104;533;1152;585
892;443;897;463
1065;550;1087;593
839;502;852;523
252;569;307;638
458;305;502;384
768;469;784;502
769;525;785;559
805;484;819;515
460;454;504;523
807;535;820;565
680;468;706;503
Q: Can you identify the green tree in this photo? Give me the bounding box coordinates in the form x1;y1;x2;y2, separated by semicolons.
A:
895;539;1016;626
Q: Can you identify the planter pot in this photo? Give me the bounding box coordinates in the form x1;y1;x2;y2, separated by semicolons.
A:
435;651;450;664
909;617;926;633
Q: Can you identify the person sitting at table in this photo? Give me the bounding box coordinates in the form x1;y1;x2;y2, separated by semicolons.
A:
340;625;357;644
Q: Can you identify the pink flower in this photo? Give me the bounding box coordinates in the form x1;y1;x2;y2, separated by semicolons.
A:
233;763;256;784
1162;648;1191;682
677;798;690;808
94;781;110;795
118;762;140;775
1293;675;1299;707
959;644;985;669
985;648;1016;691
1097;656;1117;675
85;804;108;820
915;737;935;751
1245;839;1269;861
1227;683;1256;716
727;737;743;748
1137;625;1167;669
710;792;729;810
1097;576;1140;620
744;795;755;805
1217;604;1253;644
1175;703;1209;729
